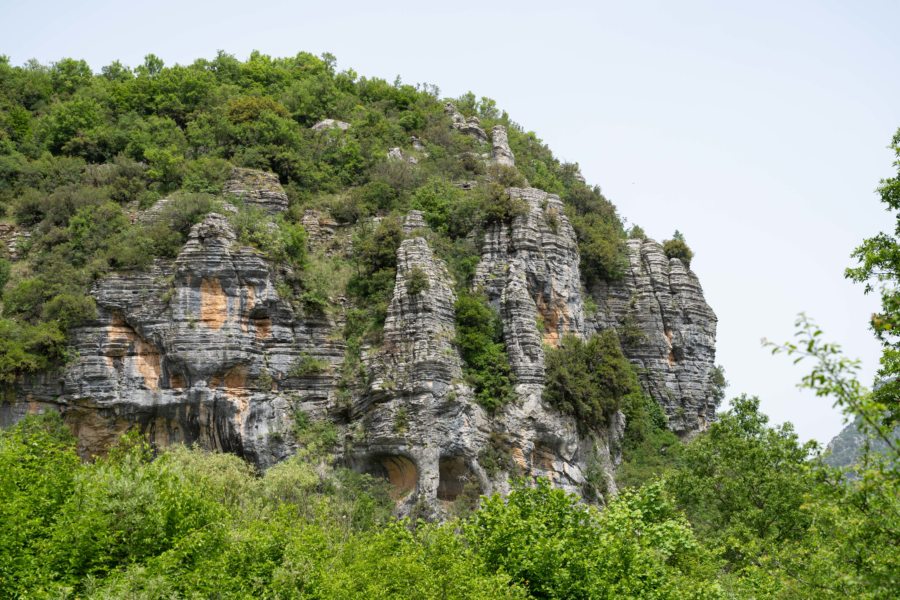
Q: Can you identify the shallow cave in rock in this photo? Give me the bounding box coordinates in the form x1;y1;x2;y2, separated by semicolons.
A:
437;455;479;501
359;454;418;499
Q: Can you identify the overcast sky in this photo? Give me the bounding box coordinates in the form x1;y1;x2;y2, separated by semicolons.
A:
3;0;898;443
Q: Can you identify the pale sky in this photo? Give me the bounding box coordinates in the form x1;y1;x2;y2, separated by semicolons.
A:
3;0;898;443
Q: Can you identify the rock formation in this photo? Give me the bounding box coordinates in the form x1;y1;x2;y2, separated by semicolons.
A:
311;118;350;131
387;147;418;165
223;168;289;214
444;102;488;142
7;200;342;466
590;239;719;435
5;165;718;515
491;125;515;167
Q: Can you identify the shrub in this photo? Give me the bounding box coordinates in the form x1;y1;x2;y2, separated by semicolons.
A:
288;352;329;377
0;317;66;383
406;266;429;295
544;331;643;431
454;292;515;410
41;292;96;330
145;192;218;258
182;157;232;193
0;258;9;291
663;230;694;267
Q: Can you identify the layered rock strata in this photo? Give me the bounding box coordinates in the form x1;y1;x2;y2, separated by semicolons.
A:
9;212;342;465
4;164;719;514
223;167;289;214
590;239;719;435
491;125;515;167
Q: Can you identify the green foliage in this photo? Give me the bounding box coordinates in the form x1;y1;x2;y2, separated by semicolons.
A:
0;317;66;383
566;186;627;284
0;257;9;290
667;396;818;571
346;215;403;332
617;391;682;490
663;230;694;267
467;478;721;599
288;352;329;377
544;331;643;432
0;415;527;598
845;127;900;428
478;432;519;478
0;412;79;595
454;291;515;410
407;265;429;295
144;192;217;257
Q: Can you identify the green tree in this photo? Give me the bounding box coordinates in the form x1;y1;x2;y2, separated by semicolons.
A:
544;331;643;432
663;230;694;267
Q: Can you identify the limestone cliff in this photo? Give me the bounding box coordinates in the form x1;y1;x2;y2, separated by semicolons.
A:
590;239;719;435
5;165;718;514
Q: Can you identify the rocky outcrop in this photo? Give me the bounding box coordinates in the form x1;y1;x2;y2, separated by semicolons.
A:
491;125;515;167
387;147;418;165
402;210;426;235
475;187;586;384
223;168;289;214
301;209;339;250
0;223;28;259
353;231;610;513
4;161;719;515
354;235;489;513
11;213;343;465
444;102;488;142
311;118;350;131
590;239;719;436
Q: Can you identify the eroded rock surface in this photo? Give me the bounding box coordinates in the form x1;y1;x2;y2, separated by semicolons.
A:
590;239;719;435
475;187;586;379
491;125;515;167
223;167;289;214
5;166;718;515
311;118;350;131
444;102;488;142
11;213;342;465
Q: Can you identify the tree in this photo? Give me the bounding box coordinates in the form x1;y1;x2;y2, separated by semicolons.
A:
846;127;900;429
663;230;694;267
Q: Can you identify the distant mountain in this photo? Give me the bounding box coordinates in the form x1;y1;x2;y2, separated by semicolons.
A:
824;417;899;469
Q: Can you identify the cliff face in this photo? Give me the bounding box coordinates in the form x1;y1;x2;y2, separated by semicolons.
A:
5;164;718;515
590;239;719;436
6;203;343;467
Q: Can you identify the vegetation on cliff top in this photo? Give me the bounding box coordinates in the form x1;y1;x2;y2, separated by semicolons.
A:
0;51;626;390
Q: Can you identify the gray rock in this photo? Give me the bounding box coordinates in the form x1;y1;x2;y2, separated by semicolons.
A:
402;210;427;234
311;118;350;131
476;187;587;381
5;173;717;515
387;147;418;165
444;102;488;142
589;239;719;436
491;125;515;167
223;168;289;214
11;213;343;466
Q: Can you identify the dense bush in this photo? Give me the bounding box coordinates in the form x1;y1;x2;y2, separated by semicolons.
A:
663;230;694;267
454;291;515;410
467;478;721;599
544;331;643;431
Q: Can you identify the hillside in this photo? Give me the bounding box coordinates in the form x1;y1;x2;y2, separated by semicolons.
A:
0;53;896;599
0;52;720;514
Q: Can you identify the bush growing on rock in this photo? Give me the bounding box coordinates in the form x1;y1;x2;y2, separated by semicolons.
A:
663;230;694;267
454;291;515;410
544;331;643;432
